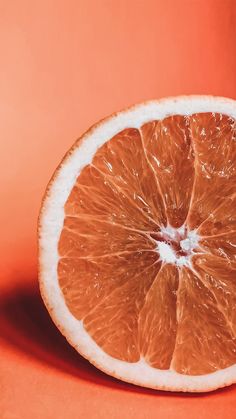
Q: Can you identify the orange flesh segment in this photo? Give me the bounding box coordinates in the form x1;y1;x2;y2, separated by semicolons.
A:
192;254;236;336
171;266;236;375
198;193;236;236
59;250;159;319
92;128;167;228
199;231;236;262
187;113;236;229
139;264;179;369
141;116;195;228
58;112;236;375
83;260;161;362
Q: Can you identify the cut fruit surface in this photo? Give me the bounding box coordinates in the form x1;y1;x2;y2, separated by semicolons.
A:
39;96;236;392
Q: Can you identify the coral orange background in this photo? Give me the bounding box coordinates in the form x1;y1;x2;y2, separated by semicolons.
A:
1;1;236;417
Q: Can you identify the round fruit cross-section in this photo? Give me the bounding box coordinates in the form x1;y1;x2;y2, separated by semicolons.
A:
39;96;236;392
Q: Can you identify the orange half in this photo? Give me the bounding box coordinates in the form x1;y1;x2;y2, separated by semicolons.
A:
39;96;236;392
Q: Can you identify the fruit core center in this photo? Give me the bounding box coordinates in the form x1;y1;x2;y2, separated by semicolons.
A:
150;226;198;266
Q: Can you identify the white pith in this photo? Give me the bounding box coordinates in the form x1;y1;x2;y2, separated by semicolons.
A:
157;241;178;264
39;95;236;392
156;225;199;267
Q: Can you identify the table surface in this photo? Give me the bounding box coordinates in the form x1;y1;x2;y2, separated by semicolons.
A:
1;1;236;418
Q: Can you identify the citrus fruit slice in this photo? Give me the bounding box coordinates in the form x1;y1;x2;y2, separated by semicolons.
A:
39;96;236;392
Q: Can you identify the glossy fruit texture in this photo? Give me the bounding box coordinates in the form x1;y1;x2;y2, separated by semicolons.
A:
58;112;236;376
